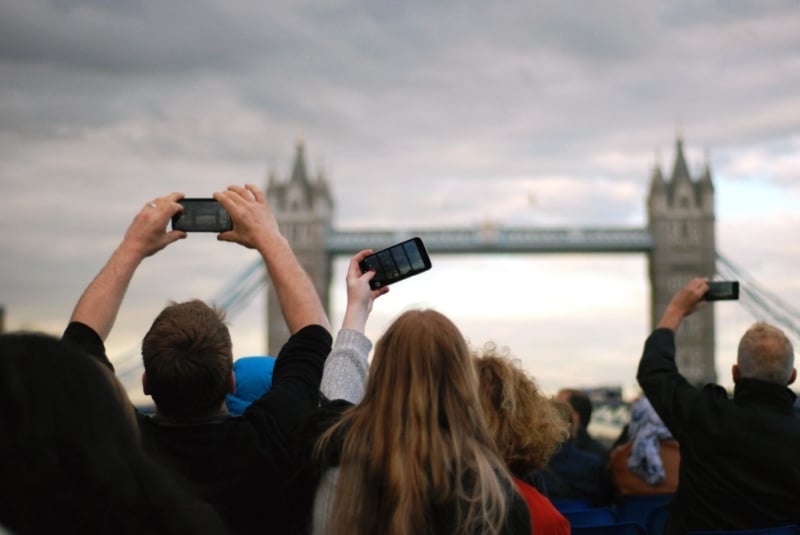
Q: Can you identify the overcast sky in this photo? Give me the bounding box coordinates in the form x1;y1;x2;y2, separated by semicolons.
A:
2;0;799;404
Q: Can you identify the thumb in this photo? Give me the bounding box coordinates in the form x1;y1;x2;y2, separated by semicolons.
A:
165;230;187;244
217;231;235;242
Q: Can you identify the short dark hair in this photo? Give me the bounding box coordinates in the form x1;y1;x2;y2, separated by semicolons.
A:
560;388;593;427
142;300;233;417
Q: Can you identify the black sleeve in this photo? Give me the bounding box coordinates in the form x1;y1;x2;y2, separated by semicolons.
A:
241;324;332;449
61;321;115;372
276;399;351;534
636;328;698;439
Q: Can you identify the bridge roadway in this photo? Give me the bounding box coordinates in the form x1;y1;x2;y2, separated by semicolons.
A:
326;225;654;255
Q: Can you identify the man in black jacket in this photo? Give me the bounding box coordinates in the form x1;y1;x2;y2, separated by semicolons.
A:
638;277;800;533
63;184;332;534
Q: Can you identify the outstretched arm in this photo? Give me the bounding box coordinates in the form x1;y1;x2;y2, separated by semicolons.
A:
69;193;186;340
320;249;389;403
655;277;709;332
637;277;709;434
215;184;330;334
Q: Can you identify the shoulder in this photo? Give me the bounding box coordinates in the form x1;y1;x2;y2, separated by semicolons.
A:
513;478;569;534
289;324;333;348
275;324;332;362
61;321;112;369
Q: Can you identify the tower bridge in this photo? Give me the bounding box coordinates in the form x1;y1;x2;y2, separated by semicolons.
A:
111;144;799;393
325;226;654;255
266;136;718;386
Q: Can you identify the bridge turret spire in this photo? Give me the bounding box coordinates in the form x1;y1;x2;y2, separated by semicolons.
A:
698;149;714;191
670;135;692;185
648;160;666;194
290;140;310;186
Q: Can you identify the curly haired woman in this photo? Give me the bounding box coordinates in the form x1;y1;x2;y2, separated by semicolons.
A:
474;344;571;535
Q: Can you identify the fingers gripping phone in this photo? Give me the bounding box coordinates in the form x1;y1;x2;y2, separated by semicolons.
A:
171;199;233;232
359;237;432;289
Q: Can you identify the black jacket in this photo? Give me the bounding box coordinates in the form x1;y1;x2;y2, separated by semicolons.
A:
637;328;800;534
63;321;332;535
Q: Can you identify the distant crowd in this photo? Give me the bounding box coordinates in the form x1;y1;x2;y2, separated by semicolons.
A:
1;184;798;535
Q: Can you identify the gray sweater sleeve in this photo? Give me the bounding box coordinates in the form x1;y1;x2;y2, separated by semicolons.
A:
319;328;372;404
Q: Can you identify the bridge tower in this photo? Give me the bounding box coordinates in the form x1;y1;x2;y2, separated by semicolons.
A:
647;136;717;385
265;141;334;355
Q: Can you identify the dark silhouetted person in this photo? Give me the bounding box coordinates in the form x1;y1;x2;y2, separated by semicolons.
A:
0;332;227;534
539;399;613;505
556;387;608;458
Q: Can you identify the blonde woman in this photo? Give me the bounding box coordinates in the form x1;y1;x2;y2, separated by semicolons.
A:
474;346;571;535
284;249;530;535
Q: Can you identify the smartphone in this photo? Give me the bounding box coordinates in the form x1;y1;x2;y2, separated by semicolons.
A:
172;199;232;232
704;281;739;301
359;237;432;289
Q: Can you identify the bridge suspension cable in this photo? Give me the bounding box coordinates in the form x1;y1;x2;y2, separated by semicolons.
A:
715;253;800;341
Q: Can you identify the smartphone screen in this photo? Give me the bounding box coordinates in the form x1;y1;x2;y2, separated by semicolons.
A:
704;281;739;301
172;199;233;232
359;237;432;289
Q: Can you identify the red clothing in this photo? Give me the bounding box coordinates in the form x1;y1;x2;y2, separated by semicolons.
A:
513;477;571;535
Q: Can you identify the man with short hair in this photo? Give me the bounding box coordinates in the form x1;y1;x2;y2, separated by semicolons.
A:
637;277;800;533
141;299;235;418
62;184;332;535
555;388;608;458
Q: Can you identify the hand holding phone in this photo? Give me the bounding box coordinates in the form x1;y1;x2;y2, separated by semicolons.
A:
171;199;233;232
359;237;432;289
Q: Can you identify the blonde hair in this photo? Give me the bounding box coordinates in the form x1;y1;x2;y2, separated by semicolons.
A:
737;321;795;384
474;343;569;476
316;309;513;535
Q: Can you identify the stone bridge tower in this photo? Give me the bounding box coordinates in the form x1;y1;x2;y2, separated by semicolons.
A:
265;141;333;355
648;136;717;385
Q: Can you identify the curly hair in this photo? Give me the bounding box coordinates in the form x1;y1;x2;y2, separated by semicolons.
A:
474;342;569;476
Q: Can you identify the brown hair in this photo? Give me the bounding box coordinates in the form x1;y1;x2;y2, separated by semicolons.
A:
474;344;569;476
317;309;513;535
142;300;233;417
